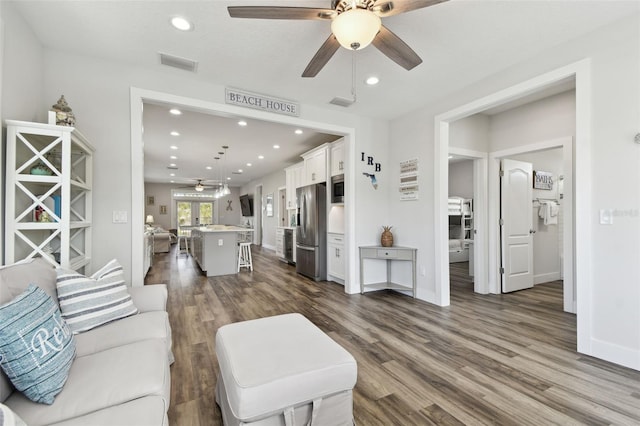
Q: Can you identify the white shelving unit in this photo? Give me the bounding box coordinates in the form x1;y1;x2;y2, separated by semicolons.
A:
5;120;94;273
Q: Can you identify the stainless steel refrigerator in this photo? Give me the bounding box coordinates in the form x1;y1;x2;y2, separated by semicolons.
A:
296;183;326;281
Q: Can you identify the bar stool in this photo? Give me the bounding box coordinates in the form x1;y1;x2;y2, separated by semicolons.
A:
237;231;253;272
176;226;191;257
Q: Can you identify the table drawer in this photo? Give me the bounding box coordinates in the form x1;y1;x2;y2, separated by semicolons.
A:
377;249;413;260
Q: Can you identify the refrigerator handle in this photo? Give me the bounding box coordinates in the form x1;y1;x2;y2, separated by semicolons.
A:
296;207;300;227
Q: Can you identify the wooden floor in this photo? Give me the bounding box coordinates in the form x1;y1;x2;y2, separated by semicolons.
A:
146;246;640;425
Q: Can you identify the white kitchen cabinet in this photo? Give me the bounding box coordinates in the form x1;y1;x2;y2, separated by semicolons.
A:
285;162;303;209
5;120;94;273
302;144;329;185
327;233;345;282
331;140;345;177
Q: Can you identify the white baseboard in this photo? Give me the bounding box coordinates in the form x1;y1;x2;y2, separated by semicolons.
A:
534;271;561;285
262;243;275;251
590;337;640;371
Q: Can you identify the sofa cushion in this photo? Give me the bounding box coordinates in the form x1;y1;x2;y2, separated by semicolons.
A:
0;258;56;306
56;259;138;334
128;284;167;313
0;285;76;404
74;311;171;359
46;396;168;426
0;403;27;426
5;339;170;426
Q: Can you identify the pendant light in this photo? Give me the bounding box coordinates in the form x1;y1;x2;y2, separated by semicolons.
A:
222;145;231;196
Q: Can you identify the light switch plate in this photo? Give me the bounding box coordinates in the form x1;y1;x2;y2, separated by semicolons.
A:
218;239;223;246
113;211;128;224
599;209;613;225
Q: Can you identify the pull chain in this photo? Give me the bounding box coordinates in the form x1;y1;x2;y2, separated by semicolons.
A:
351;50;357;103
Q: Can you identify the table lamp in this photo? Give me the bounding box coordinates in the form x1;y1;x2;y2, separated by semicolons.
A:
146;215;154;225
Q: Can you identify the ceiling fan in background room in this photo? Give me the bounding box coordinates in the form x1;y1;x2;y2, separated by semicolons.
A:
228;0;448;77
179;179;218;192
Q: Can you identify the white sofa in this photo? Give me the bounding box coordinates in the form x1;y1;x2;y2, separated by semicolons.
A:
0;258;172;426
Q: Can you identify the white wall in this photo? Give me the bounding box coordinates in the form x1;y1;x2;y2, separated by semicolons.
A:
448;160;473;199
0;2;43;124
449;114;490;152
489;91;576;151
389;13;640;369
240;169;286;251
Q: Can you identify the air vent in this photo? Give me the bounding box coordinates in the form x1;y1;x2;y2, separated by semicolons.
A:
167;166;178;170
329;97;354;107
159;52;198;72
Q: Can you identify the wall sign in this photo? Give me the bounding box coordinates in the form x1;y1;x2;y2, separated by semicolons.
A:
399;158;419;201
533;170;553;190
225;88;299;117
361;152;381;190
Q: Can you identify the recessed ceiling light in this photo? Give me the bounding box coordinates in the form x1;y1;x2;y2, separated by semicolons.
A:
170;180;175;183
238;120;247;127
170;155;178;160
258;155;264;160
170;16;193;31
365;76;380;86
170;145;178;150
206;166;212;170
169;163;176;167
448;155;453;159
295;129;303;135
170;131;180;136
273;145;280;149
246;163;252;167
238;169;243;173
169;108;182;115
170;173;175;177
227;177;231;180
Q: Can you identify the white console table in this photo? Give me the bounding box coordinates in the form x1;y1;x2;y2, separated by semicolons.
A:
359;246;417;298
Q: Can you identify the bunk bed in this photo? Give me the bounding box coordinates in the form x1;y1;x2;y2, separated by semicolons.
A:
448;197;473;263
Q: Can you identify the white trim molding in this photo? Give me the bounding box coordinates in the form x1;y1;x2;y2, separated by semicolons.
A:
434;59;591;355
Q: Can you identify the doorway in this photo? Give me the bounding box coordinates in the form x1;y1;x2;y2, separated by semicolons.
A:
254;186;263;246
434;60;589;353
493;141;572;309
177;201;214;227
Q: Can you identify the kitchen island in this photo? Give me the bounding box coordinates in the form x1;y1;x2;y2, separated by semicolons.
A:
190;226;253;276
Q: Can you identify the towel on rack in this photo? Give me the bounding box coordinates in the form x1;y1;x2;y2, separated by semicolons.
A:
538;201;558;225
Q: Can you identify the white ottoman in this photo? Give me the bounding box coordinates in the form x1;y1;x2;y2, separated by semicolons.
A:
215;313;358;426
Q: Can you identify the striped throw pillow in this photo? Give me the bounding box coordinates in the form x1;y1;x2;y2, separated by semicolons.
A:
0;285;76;404
55;259;138;334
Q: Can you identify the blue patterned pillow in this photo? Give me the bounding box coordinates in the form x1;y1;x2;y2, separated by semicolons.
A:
0;285;76;404
56;259;138;334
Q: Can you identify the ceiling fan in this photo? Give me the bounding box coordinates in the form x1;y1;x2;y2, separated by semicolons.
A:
228;0;448;77
179;179;218;192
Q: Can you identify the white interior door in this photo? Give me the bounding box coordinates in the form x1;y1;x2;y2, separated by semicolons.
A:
501;159;534;293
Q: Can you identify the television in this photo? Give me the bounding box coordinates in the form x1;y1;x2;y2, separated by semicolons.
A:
239;194;254;217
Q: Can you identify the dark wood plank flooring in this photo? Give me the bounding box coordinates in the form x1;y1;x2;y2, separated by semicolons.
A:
146;247;640;425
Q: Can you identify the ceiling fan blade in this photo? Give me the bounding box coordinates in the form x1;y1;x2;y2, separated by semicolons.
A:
372;0;448;17
228;6;336;20
302;35;340;78
372;25;422;70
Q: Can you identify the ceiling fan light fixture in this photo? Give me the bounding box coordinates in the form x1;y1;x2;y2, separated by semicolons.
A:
195;182;204;192
331;8;381;50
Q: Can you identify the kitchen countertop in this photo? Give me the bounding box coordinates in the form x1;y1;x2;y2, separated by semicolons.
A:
192;226;253;233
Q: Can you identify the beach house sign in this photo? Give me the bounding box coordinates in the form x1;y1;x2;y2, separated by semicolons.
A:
225;88;299;117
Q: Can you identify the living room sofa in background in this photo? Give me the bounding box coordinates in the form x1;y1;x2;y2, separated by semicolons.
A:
0;258;173;426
